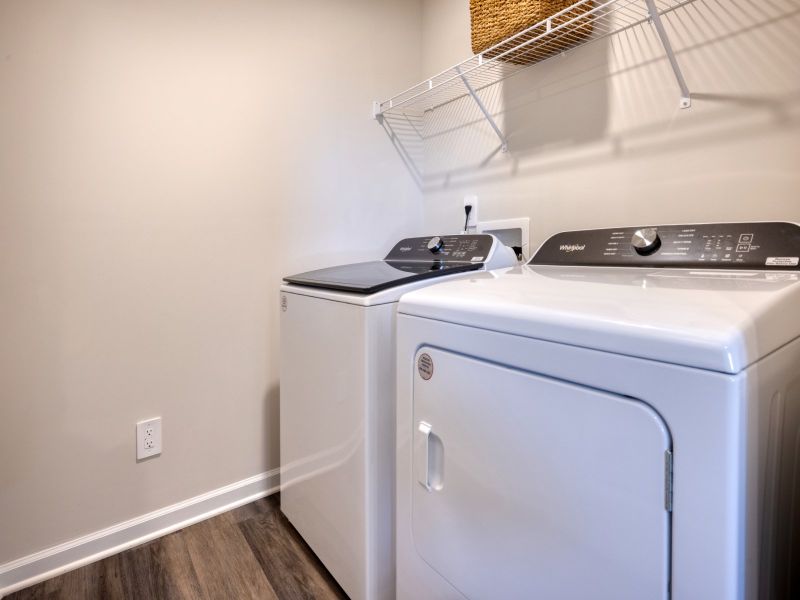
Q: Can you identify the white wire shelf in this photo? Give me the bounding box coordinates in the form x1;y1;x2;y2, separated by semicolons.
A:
374;0;696;151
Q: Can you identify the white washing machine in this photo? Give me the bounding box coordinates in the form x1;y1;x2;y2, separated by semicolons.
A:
395;222;800;600
280;234;516;600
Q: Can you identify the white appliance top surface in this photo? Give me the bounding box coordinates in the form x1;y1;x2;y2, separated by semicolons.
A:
398;266;800;373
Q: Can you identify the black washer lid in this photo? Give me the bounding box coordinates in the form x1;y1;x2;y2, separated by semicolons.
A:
282;260;483;295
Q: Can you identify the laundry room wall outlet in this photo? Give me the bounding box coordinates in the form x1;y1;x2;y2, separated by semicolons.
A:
136;417;162;460
463;196;479;230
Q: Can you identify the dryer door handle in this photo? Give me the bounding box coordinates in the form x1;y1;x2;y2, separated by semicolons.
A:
416;421;444;492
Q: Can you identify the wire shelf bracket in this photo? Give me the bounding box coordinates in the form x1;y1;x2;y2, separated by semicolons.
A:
456;65;509;153
372;0;696;147
644;0;692;108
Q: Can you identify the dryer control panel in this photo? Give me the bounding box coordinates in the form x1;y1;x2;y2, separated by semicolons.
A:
531;222;800;270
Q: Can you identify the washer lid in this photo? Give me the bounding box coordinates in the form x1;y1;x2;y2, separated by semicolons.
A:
397;266;800;374
283;260;483;294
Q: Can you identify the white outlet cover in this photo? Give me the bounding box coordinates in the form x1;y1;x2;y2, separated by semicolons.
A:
136;417;162;460
463;195;479;230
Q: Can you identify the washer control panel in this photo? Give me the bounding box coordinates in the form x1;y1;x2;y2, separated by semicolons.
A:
531;222;800;269
385;235;494;264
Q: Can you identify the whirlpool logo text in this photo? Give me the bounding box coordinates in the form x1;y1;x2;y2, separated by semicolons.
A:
559;244;586;253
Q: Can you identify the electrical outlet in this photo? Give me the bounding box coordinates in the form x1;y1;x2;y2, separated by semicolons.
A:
463;195;479;231
136;417;162;460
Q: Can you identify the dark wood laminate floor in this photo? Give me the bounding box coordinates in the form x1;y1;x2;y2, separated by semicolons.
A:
8;494;348;600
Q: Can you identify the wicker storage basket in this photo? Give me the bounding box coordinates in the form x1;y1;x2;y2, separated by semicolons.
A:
470;0;594;64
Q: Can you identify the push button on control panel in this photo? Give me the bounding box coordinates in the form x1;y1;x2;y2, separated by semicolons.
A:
736;233;754;254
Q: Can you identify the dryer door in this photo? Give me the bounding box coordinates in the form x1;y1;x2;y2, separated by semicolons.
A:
411;348;672;600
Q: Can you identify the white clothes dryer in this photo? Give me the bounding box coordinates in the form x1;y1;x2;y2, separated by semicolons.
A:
280;234;516;600
396;222;800;600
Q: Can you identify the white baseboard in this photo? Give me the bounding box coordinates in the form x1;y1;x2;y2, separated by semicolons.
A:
0;468;281;598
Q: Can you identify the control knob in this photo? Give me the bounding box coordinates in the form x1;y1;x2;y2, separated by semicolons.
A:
427;236;445;254
631;227;661;255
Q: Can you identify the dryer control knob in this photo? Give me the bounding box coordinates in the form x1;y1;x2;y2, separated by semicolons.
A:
427;236;445;253
631;228;661;255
